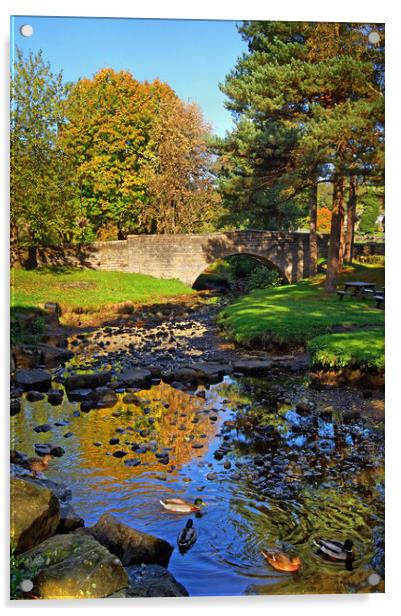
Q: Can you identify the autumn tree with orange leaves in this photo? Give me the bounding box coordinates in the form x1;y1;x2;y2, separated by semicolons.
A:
60;68;220;240
141;95;221;234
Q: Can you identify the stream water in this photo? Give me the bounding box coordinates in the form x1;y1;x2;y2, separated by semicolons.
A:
11;369;384;596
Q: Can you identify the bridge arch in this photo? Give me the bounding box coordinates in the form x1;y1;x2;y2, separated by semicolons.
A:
191;252;289;289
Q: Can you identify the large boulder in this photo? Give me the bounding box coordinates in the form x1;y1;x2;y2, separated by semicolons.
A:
38;344;74;368
162;368;200;384
10;463;72;503
12;345;41;369
10;478;60;553
15;368;52;392
57;504;85;534
118;369;152;389
77;513;173;567
111;564;189;598
93;387;118;408
64;372;111;391
47;388;64;405
21;533;128;599
66;388;95;402
233;359;274;375
191;362;232;382
12;344;73;370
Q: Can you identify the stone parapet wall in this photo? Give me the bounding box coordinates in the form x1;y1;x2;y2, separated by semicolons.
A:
353;242;385;257
11;232;383;286
13;241;128;272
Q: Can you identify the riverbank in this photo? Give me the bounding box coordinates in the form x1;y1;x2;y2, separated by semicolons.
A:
11;267;194;325
218;263;384;378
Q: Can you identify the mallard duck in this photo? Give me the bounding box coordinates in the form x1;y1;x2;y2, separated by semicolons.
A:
177;519;197;551
314;539;354;563
262;550;301;573
27;454;52;477
159;498;204;513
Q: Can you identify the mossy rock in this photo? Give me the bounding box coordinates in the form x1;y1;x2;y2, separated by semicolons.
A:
21;533;128;599
11;478;60;554
77;512;173;567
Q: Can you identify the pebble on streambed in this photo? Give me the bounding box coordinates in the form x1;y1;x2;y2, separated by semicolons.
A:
124;458;141;467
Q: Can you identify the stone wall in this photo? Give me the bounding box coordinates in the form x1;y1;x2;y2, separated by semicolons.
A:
353;242;385;257
11;233;384;286
13;241;129;272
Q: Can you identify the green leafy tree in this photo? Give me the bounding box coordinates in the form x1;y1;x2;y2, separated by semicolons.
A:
358;187;383;234
60;69;171;239
10;48;75;253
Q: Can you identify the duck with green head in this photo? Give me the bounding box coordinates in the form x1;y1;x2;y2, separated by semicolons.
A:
159;497;204;513
314;538;355;570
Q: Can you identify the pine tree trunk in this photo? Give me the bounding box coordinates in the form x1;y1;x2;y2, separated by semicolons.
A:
344;175;357;263
324;175;345;293
338;208;345;270
309;182;318;277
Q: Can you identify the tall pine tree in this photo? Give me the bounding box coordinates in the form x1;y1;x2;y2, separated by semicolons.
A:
219;21;384;290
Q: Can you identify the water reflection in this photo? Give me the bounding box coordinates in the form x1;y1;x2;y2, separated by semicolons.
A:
11;375;384;596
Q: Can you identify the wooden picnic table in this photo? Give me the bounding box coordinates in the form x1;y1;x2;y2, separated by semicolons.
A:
337;281;376;301
337;281;384;308
343;281;376;296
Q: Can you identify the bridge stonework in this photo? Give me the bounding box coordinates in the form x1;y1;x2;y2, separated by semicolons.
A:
13;233;384;284
127;231;329;285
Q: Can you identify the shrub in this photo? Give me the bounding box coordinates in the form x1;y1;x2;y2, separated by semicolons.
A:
10;311;45;345
225;254;258;278
10;543;39;599
248;266;282;290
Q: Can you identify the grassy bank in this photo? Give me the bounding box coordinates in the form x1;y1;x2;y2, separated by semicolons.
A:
308;327;385;370
218;263;384;370
11;267;194;313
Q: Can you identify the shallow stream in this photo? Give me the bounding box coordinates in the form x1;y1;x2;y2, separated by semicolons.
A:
11;370;384;596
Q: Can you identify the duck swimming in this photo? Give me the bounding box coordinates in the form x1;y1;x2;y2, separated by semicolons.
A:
177;519;197;551
314;539;355;569
27;454;52;477
160;498;204;513
262;551;301;573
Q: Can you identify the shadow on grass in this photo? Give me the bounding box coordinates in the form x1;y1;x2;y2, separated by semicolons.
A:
35;265;77;275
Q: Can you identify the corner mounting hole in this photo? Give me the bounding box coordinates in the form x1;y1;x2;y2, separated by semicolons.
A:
20;24;33;37
368;31;380;45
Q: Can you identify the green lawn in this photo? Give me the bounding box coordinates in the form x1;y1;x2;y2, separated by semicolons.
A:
218;263;385;370
11;267;194;312
309;328;385;370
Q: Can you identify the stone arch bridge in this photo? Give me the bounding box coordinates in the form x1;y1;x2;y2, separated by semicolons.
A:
127;231;329;286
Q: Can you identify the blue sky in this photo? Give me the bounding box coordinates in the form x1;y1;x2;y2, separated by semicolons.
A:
11;16;248;136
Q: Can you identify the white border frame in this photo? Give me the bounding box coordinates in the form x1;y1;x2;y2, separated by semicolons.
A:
1;2;400;614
